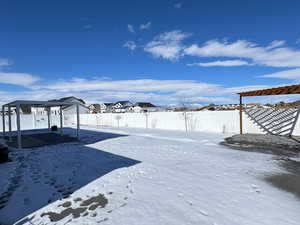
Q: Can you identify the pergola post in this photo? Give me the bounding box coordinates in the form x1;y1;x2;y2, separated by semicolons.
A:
2;105;5;137
16;104;22;149
8;106;12;142
60;106;63;135
239;95;243;135
47;107;51;130
76;104;80;139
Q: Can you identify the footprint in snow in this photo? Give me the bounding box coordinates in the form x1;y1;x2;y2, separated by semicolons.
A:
199;210;208;216
251;184;261;193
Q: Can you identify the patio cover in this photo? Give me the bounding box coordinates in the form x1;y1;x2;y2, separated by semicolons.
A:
2;100;80;149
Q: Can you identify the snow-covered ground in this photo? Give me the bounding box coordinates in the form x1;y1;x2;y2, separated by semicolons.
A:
0;126;299;225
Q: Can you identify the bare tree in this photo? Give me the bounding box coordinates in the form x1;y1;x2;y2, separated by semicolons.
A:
178;97;191;132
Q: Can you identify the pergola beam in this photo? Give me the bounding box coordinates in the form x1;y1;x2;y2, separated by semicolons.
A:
47;107;51;130
60;106;63;135
8;106;12;142
238;84;300;97
239;95;243;134
16;104;21;149
76;104;80;139
2;106;5;137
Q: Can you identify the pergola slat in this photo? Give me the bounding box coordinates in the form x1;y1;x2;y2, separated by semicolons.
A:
239;84;300;97
238;83;300;134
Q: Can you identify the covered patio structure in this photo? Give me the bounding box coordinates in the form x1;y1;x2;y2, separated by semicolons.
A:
2;100;80;149
238;84;300;135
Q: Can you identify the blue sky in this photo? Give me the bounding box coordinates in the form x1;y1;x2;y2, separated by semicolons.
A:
1;0;300;106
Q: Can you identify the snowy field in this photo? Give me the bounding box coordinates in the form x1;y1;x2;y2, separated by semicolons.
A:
0;126;300;225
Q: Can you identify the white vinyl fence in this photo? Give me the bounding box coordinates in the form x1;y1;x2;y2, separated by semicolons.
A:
2;111;300;135
79;111;263;134
0;114;75;133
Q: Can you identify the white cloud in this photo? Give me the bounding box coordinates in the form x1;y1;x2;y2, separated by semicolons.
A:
83;24;92;30
127;24;135;33
35;78;219;93
144;30;191;60
2;75;293;106
140;22;152;30
0;58;12;68
124;30;300;70
31;77;235;104
187;60;250;67
174;2;182;8
123;41;137;50
29;77;278;105
266;40;286;49
184;40;300;67
0;88;234;107
0;58;40;87
259;68;300;79
224;84;274;94
0;72;40;86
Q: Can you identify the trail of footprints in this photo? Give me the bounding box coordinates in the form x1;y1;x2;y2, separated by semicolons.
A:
0;149;83;211
0;152;26;210
1;147;134;224
42;157;82;202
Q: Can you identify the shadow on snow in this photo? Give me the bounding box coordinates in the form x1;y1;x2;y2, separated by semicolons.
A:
0;128;140;225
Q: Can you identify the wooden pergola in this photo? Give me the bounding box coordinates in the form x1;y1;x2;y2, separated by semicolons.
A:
238;84;300;135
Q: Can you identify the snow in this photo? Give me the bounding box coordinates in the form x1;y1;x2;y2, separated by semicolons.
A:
0;126;300;225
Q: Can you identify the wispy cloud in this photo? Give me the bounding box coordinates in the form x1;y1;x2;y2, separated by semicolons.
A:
184;39;300;67
123;41;137;50
0;58;12;68
28;77;281;105
0;58;40;87
135;32;300;68
266;40;286;49
1;74;293;106
0;72;40;86
35;78;218;93
144;30;191;60
140;22;152;30
83;24;93;30
127;24;135;33
31;78;233;105
187;60;250;67
174;2;182;9
259;68;300;80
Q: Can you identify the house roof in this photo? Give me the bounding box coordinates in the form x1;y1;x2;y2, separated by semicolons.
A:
49;96;86;104
114;101;132;105
103;103;114;106
134;102;156;107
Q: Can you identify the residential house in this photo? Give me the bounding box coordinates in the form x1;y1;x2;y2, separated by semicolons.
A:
112;101;133;113
32;96;89;115
132;102;157;113
57;97;89;114
89;104;101;114
100;103;114;113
